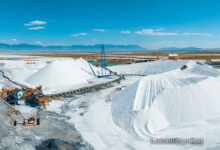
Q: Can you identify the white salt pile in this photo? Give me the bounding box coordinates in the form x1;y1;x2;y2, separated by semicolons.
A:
0;99;13;137
112;61;220;139
109;60;189;75
26;58;97;89
186;61;219;77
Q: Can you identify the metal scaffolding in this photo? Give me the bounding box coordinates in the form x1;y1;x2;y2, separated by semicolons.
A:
100;45;106;76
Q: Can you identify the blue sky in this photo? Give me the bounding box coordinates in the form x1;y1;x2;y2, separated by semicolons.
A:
1;0;220;49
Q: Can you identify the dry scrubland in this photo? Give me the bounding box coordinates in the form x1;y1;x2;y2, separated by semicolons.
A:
15;52;220;64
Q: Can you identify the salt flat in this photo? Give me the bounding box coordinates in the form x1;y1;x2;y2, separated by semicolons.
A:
0;55;220;150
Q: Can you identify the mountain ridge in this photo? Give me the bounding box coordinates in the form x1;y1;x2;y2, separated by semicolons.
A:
1;43;220;53
0;43;146;52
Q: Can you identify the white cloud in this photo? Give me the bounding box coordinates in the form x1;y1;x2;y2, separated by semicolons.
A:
1;39;18;43
92;39;99;44
11;38;18;42
24;20;47;26
120;31;131;34
35;41;42;45
93;39;99;42
93;29;106;32
183;32;213;37
146;40;187;49
71;33;87;37
155;28;163;32
135;29;178;36
28;26;45;30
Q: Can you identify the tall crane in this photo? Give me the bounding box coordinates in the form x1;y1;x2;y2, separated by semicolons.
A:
87;57;122;78
100;45;106;76
85;45;124;79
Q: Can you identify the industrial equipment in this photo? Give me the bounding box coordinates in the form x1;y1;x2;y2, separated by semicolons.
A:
87;56;123;79
23;115;40;126
13;114;40;126
181;65;188;70
0;85;49;108
100;45;106;76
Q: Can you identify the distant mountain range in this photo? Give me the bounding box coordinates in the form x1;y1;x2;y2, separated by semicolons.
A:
158;47;203;51
0;43;220;53
0;43;146;53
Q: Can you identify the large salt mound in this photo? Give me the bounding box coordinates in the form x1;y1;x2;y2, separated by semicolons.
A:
109;60;189;75
0;100;13;138
26;58;96;89
186;61;220;77
112;61;220;139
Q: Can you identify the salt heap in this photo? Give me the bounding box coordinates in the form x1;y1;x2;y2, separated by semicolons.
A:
109;60;189;75
26;58;97;89
112;61;220;139
0;100;13;138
